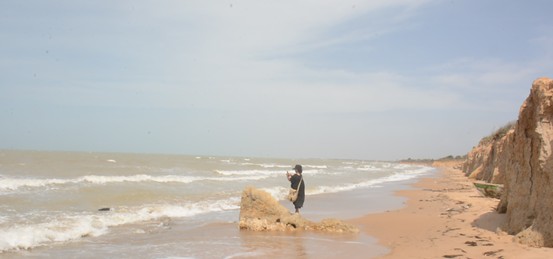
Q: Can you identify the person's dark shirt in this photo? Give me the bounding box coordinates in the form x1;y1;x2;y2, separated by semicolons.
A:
290;173;305;208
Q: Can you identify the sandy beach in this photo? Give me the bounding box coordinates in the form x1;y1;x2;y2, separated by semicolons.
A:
351;161;553;259
3;151;553;258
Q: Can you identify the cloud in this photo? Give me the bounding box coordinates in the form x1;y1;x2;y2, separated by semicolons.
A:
3;0;552;159
2;0;541;116
1;1;443;111
430;57;539;91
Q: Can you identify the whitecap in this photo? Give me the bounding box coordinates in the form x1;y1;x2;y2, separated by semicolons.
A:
258;164;290;169
215;170;280;177
304;165;328;169
0;174;269;192
311;165;434;195
0;197;241;253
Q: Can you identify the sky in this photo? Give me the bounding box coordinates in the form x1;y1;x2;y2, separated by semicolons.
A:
1;0;552;160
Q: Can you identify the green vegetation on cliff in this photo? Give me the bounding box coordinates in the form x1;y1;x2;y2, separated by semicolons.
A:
478;121;516;146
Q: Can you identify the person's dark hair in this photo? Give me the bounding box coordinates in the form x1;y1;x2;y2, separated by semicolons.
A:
293;164;302;174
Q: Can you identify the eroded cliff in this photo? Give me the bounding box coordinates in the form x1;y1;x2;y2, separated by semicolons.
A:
463;77;553;247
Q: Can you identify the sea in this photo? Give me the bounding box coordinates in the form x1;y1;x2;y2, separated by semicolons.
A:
0;150;435;258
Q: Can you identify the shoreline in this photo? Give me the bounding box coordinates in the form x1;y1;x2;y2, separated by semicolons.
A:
350;160;553;258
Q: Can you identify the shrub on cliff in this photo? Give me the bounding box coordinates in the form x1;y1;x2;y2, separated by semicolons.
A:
478;121;516;146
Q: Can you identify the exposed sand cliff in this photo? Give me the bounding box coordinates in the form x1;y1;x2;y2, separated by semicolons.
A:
463;77;553;247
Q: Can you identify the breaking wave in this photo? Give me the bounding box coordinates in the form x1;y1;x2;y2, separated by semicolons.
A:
0;174;267;192
0;197;240;253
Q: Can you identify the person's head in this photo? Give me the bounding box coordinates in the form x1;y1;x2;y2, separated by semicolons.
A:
293;164;303;174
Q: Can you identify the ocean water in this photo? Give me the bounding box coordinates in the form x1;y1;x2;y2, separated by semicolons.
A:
0;150;434;258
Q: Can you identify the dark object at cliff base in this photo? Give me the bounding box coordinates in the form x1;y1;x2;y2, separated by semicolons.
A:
98;207;111;211
473;182;503;199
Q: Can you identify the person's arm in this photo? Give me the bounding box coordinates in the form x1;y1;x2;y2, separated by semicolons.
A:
286;171;292;181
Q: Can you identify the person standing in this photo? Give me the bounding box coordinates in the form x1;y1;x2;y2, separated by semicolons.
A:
286;164;305;213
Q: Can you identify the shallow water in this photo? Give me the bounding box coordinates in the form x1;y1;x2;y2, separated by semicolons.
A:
0;150;434;258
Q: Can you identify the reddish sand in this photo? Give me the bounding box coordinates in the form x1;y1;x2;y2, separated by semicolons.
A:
350;161;553;259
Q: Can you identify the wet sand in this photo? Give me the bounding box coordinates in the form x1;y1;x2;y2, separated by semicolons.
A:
351;161;553;258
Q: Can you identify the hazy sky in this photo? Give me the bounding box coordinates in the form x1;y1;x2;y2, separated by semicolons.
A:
1;1;552;160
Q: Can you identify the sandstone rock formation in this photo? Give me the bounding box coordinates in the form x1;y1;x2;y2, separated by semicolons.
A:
239;187;359;233
463;78;553;247
462;130;511;184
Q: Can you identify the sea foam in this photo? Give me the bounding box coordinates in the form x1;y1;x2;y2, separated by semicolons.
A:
0;174;267;192
0;197;240;253
311;166;434;195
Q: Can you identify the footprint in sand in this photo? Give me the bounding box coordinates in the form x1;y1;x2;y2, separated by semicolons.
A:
483;249;504;256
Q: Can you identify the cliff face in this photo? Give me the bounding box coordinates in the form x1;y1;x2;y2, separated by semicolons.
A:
463;78;553;247
462;134;510;184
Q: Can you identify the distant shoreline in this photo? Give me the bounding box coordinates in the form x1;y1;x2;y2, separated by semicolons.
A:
397;157;466;166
